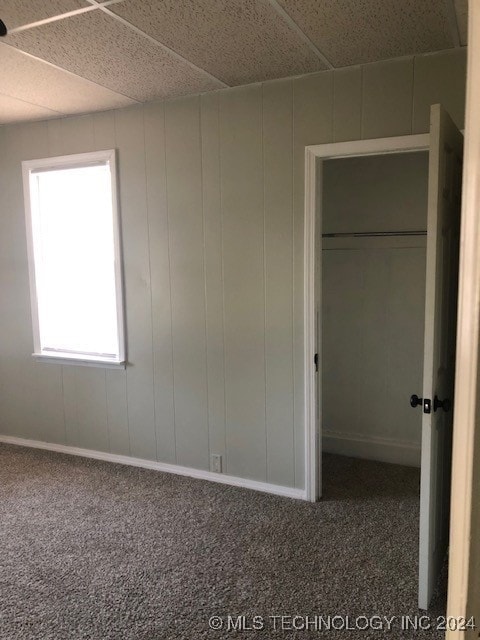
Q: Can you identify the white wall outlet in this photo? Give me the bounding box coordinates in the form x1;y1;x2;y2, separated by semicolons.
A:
210;453;222;474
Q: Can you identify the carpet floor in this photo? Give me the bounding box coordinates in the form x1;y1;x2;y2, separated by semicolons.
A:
0;444;447;639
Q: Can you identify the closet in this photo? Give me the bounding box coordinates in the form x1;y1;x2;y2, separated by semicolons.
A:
321;151;429;467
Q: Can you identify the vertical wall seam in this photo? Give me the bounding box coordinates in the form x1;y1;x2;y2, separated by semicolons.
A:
114;111;132;456
199;95;211;468
163;102;178;464
142;106;159;461
99;119;113;456
411;56;417;134
385;253;393;449
60;366;68;445
330;70;335;142
360;64;365;139
262;83;269;483
292;78;297;487
72;370;79;448
332;70;337;142
94;114;111;454
47;125;68;447
218;93;229;475
103;369;111;453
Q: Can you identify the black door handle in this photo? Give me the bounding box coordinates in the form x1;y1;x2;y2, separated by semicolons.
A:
434;395;451;412
410;394;431;413
410;394;422;408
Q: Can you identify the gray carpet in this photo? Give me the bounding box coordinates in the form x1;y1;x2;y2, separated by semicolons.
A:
0;444;447;639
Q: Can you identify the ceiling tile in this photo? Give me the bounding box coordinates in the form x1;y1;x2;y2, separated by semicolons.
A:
0;93;61;124
108;0;326;85
0;0;87;32
454;0;468;46
278;0;454;67
5;10;223;102
0;43;137;118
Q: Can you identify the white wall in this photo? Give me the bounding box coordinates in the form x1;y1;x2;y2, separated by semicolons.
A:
0;48;466;490
322;153;429;466
322;153;430;234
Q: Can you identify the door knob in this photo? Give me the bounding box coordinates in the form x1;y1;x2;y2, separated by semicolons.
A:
434;395;451;412
410;394;431;413
410;394;423;408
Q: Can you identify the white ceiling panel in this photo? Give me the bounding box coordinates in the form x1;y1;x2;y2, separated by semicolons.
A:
0;92;61;123
0;0;88;31
5;10;224;102
108;0;326;85
0;43;136;121
0;0;466;126
277;0;455;66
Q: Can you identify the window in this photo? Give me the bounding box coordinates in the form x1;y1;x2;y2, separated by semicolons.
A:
22;150;125;367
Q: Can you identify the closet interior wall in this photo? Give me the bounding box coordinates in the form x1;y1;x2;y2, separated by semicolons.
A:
321;151;429;467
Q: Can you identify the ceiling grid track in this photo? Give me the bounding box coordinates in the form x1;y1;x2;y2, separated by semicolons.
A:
6;0;126;35
0;0;468;124
0;89;64;115
0;40;142;105
84;0;229;88
265;0;335;69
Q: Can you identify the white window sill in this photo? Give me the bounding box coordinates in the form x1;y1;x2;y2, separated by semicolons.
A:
32;353;126;370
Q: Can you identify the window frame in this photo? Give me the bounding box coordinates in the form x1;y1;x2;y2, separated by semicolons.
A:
22;149;126;369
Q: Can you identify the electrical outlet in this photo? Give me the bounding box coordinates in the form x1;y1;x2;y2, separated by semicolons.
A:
210;454;222;474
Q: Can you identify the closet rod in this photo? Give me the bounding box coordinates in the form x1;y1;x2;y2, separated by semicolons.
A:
322;230;427;238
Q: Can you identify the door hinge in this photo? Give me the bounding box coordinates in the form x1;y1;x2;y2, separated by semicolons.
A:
314;353;319;372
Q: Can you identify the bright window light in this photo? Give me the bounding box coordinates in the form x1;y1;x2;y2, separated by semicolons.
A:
22;150;125;366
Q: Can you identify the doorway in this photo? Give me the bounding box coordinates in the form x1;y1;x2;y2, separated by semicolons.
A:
321;151;428;468
304;105;464;610
303;132;430;504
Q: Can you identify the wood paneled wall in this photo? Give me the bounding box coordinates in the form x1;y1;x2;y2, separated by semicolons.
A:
0;48;466;489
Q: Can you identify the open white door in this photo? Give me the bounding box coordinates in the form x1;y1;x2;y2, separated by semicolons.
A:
418;104;463;610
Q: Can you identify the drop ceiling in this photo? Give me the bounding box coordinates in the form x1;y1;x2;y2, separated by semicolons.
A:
0;0;468;125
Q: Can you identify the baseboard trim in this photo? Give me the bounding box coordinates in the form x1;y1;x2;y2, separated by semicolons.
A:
323;430;421;467
0;435;306;500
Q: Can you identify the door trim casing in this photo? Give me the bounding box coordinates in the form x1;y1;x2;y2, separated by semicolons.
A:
303;133;430;502
446;2;480;632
